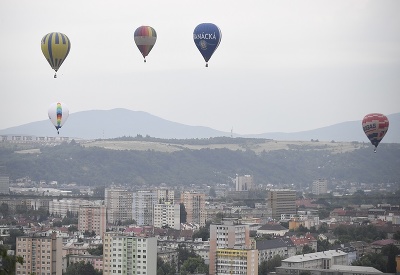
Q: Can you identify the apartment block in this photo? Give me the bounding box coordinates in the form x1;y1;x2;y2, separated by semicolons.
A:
266;189;296;220
235;174;254;191
216;248;258;275
132;190;158;226
103;232;157;275
15;232;63;275
156;189;175;203
209;219;251;275
180;191;206;227
78;205;107;236
105;188;133;224
312;179;328;195
153;201;180;230
0;166;10;194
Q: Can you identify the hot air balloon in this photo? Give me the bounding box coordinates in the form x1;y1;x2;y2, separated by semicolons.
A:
48;102;69;134
134;26;157;62
193;23;222;67
41;32;71;78
362;113;389;153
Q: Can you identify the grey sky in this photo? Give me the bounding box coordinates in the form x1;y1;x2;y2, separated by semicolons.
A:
1;0;399;135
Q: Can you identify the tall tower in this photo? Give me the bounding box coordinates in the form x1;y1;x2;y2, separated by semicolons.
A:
235;174;254;191
0;166;10;194
266;189;296;220
209;219;251;275
105;187;133;224
180;191;206;226
312;178;328;195
16;232;63;275
132;190;158;226
78;205;107;236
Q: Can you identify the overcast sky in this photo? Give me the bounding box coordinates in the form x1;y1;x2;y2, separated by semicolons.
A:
1;0;399;135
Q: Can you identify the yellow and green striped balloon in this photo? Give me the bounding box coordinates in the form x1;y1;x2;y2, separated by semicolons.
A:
41;32;71;78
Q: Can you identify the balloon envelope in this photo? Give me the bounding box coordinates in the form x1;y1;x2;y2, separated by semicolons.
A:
362;113;389;149
134;26;157;61
48;102;69;134
41;32;71;74
193;23;222;66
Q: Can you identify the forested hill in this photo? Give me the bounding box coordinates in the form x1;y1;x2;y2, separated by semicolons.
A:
1;138;399;186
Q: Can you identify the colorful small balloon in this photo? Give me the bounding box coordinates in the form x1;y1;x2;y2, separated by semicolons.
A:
41;32;71;78
48;102;69;134
134;26;157;62
193;23;222;67
362;113;389;152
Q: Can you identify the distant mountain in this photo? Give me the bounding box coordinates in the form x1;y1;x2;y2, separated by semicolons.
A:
246;112;400;143
0;109;230;140
0;108;399;142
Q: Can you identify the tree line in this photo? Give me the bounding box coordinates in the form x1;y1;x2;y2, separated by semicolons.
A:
0;140;399;187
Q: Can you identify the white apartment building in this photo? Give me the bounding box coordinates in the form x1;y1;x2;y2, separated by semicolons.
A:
49;198;96;217
103;232;157;275
156;189;175;203
153;201;180;230
235;175;254;191
132;190;158;226
312;179;328;195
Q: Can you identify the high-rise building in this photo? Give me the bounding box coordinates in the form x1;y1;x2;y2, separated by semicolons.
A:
105;187;133;224
312;178;328;195
156;189;175;203
103;232;157;275
216;248;258;275
15;232;63;275
0;166;10;195
266;189;296;220
235;174;254;191
78;205;107;237
209;219;251;275
153;201;180;230
180;191;206;226
132;190;158;226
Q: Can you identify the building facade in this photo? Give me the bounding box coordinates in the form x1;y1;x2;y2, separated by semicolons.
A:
235;175;254;191
312;179;328;195
266;189;296;220
49;198;94;218
15;232;63;275
0;166;10;194
153;202;180;230
103;232;157;275
105;188;133;224
156;189;175;203
78;205;107;236
180;191;206;227
216;248;258;275
209;219;251;275
132;190;158;226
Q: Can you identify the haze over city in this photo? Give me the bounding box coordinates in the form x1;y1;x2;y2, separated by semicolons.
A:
1;0;400;135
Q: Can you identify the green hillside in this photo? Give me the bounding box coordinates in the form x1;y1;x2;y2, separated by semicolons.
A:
0;137;399;186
